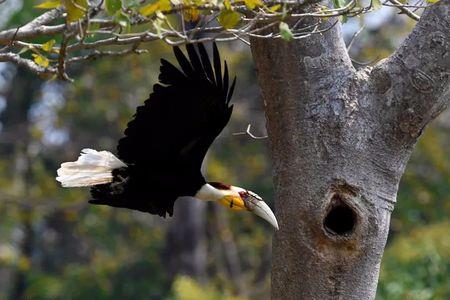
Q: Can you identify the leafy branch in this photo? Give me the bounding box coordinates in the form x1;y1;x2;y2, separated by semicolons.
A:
0;0;435;80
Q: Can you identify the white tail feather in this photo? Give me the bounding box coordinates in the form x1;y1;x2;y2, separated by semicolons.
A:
56;149;126;187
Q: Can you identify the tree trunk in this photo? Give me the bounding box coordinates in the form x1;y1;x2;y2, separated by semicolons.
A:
250;2;449;299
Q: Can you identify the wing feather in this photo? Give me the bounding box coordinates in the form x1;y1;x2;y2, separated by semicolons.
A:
213;43;222;90
198;44;215;82
173;46;194;77
117;42;235;173
227;76;237;104
186;44;204;76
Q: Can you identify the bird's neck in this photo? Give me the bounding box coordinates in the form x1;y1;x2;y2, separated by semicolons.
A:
195;183;232;201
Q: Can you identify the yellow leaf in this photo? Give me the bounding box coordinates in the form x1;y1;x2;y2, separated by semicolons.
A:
62;0;88;22
244;0;262;10
218;10;241;29
32;54;50;68
223;0;232;10
35;0;61;9
268;4;281;12
158;0;172;11
140;2;159;16
183;8;200;22
139;0;172;16
42;39;56;52
426;0;439;3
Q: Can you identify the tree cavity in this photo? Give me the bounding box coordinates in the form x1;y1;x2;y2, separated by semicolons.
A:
323;194;357;236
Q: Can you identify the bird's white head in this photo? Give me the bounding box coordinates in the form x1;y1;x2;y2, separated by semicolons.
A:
195;182;279;230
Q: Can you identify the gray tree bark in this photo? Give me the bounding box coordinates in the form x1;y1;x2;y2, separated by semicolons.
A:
250;2;449;299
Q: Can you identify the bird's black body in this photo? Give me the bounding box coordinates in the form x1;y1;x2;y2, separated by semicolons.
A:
90;43;235;217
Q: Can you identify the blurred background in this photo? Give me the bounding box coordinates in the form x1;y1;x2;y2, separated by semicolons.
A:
0;1;449;299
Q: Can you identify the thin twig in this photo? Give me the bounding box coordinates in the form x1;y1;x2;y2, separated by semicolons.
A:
66;46;147;64
347;25;365;51
385;0;420;21
0;26;21;52
233;124;268;140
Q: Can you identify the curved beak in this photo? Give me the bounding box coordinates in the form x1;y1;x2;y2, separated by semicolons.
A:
252;201;279;230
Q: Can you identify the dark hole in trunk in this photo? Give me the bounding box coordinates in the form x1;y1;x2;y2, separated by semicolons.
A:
323;196;357;236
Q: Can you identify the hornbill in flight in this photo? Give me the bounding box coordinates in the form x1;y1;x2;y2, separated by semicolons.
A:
56;43;278;230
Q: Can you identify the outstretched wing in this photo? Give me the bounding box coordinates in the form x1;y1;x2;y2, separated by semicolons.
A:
117;43;235;174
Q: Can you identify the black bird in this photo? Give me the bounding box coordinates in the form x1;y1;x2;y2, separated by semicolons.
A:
56;43;278;229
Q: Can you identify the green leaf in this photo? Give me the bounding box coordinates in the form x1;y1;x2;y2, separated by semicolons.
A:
35;0;61;9
42;39;56;52
425;0;439;3
279;22;293;41
115;11;131;31
124;0;141;7
105;0;122;15
332;0;349;22
62;0;88;22
32;54;50;68
18;47;30;55
332;0;347;8
217;10;241;29
371;0;382;9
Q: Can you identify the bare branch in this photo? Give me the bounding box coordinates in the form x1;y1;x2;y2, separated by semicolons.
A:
385;0;420;21
347;25;365;52
0;8;64;43
233;124;268;139
66;47;148;64
57;32;73;81
0;0;432;79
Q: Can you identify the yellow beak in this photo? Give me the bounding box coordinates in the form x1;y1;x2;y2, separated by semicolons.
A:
218;195;247;211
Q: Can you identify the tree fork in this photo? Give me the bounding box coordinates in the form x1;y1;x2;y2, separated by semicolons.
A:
250;1;449;299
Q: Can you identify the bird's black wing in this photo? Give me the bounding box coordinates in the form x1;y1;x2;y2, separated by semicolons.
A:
94;43;236;216
117;43;235;171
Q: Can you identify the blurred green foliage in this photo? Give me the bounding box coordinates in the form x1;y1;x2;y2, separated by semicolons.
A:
0;2;448;300
171;276;247;300
378;222;450;300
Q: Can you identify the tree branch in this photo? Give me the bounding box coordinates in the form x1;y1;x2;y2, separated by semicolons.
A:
371;0;449;141
0;1;431;79
386;0;420;21
0;8;64;43
0;52;57;75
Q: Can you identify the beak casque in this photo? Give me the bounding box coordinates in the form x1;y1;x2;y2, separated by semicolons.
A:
252;201;279;230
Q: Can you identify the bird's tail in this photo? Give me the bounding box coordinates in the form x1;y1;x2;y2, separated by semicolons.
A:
56;148;126;187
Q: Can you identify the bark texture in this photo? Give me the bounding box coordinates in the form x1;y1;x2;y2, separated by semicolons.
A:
250;2;449;299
